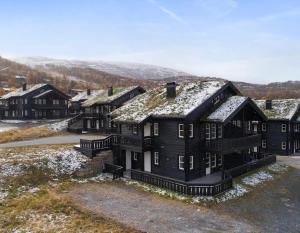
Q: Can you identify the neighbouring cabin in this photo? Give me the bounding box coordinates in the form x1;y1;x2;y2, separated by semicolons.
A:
256;99;300;155
69;89;102;114
68;86;145;134
0;83;70;120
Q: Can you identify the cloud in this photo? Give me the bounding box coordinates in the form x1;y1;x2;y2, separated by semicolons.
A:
195;0;238;18
147;0;186;24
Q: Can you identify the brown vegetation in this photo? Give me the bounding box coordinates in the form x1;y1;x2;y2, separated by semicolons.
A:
0;127;58;143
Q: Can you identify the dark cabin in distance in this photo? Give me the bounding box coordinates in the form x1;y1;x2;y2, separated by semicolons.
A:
0;83;70;119
256;99;300;155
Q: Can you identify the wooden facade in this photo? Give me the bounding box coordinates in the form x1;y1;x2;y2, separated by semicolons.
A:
0;83;69;119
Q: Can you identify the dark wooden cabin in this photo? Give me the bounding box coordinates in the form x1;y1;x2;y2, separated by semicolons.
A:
0;83;70;119
68;86;145;134
255;99;300;155
76;81;276;196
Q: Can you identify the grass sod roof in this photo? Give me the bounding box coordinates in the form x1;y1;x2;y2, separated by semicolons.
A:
255;99;300;120
207;96;248;122
71;90;104;102
0;83;48;99
81;86;140;107
112;80;228;123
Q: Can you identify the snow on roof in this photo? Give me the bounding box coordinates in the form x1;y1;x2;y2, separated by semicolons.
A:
255;99;300;120
71;90;103;102
207;96;248;122
33;89;53;98
112;80;227;123
81;86;139;107
0;83;48;100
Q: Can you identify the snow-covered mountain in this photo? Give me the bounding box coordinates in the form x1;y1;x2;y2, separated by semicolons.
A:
13;57;190;80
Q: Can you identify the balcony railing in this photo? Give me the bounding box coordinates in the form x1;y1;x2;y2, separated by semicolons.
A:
204;134;262;153
143;136;153;151
78;135;115;156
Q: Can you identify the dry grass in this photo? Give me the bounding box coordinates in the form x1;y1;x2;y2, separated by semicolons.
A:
0;127;59;143
0;186;141;233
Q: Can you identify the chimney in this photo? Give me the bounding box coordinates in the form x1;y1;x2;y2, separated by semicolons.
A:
108;87;113;96
87;89;91;96
22;83;27;91
266;100;272;110
166;82;176;98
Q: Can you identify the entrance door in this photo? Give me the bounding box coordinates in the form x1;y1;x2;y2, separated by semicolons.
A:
205;152;211;175
144;151;151;172
126;150;131;169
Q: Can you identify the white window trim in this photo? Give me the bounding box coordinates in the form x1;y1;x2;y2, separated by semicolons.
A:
205;123;211;140
281;141;286;150
282;124;287;132
218;154;222;166
211;123;216;139
153;123;159;136
188;124;194;138
211;154;217;168
178;124;184;138
218;124;222;138
189;156;194;170
178;156;184;170
154;152;159;165
262;123;267;132
132;125;138;135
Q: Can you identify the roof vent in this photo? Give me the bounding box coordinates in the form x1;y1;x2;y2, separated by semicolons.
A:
266;100;272;110
22;83;27;91
87;89;91;96
166;82;176;98
108;87;113;96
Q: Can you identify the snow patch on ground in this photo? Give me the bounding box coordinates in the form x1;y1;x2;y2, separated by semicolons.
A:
40;118;71;131
242;171;273;186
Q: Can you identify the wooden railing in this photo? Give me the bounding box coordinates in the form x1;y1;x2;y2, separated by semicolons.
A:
78;135;115;156
103;162;123;179
130;170;233;196
204;134;262;153
68;113;83;127
225;154;276;178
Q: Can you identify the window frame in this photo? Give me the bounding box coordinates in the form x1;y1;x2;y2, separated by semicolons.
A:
205;123;211;140
132;125;138;135
178;155;184;170
154;152;159;165
189;156;194;170
153;123;159;136
188;124;194;138
262;139;266;148
262;123;267;132
211;153;217;168
178;124;184;138
217;124;222;138
211;123;216;139
281;124;287;132
281;141;286;150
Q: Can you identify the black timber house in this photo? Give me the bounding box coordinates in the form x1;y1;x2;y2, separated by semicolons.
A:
68;86;145;134
77;81;275;196
0;83;69;119
255;99;300;155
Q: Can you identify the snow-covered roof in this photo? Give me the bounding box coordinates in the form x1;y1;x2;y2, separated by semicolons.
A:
112;80;227;123
71;90;103;102
207;96;248;122
81;86;140;107
33;89;53;98
0;84;48;100
255;99;300;120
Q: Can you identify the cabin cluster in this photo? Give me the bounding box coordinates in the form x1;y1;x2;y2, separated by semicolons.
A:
72;80;299;196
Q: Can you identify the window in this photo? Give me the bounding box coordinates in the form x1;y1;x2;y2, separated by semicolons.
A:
211;123;216;139
189;156;194;170
282;124;287;132
24;110;28;116
24;98;27;104
262;139;266;148
282;141;286;150
153;123;159;136
53;99;59;105
248;121;251;131
178;124;184;138
217;124;222;138
205;152;210;168
132;125;138;135
236;120;241;127
178;156;184;170
205;123;210;140
188;124;194;138
262;123;267;132
211;154;217;168
154;152;159;165
133;152;138;161
294;124;298;132
100;119;104;127
218;154;222;166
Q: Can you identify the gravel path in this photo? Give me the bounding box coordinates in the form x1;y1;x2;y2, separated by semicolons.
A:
0;134;104;148
69;183;254;233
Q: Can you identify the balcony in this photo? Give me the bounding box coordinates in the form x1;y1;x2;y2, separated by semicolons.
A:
112;135;142;147
143;136;153;151
32;104;66;109
203;134;262;154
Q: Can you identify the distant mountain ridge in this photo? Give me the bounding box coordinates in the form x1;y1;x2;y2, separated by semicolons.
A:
13;57;190;80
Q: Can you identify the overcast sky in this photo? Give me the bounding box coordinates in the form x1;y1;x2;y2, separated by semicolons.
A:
1;0;300;83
